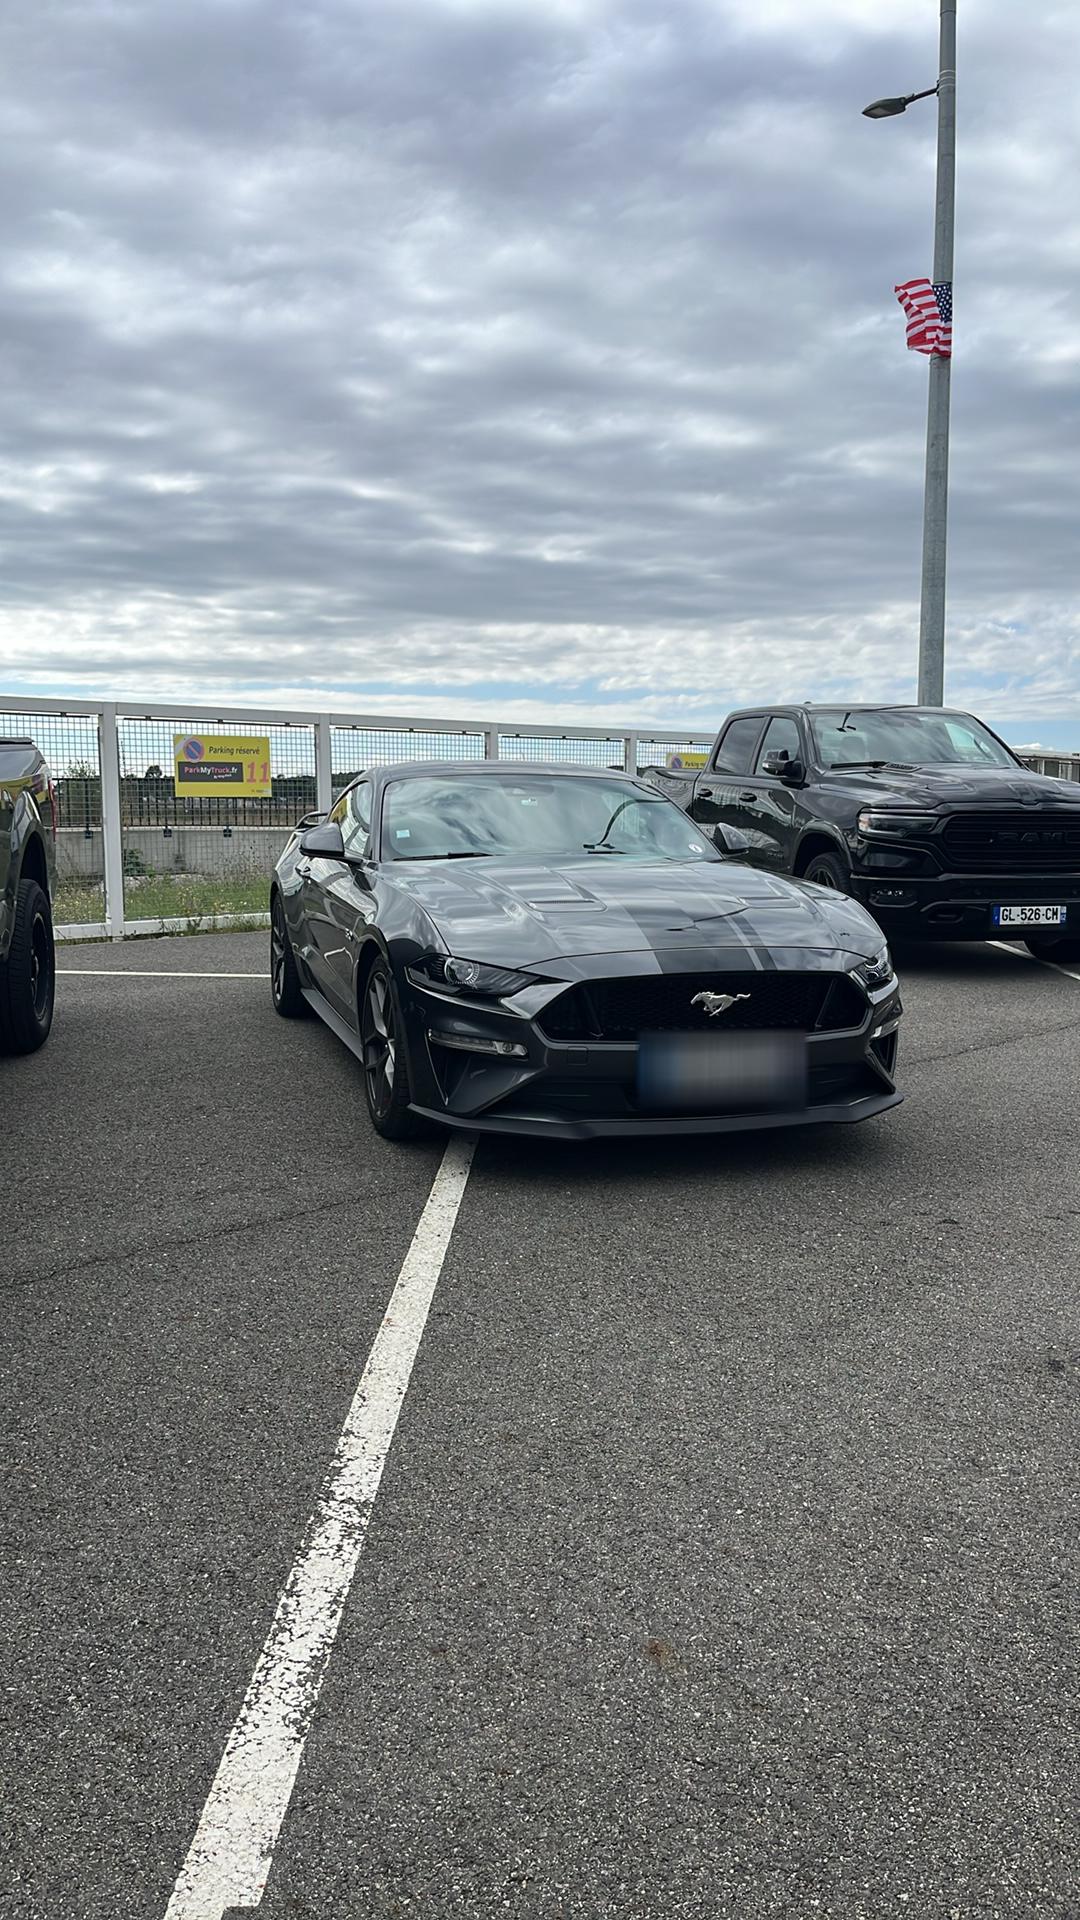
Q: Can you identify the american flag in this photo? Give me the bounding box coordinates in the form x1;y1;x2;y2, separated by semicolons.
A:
894;279;952;358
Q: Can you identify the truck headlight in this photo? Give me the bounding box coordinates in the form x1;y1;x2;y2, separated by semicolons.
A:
857;810;937;836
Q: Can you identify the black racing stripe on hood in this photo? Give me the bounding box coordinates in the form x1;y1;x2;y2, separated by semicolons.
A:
654;909;780;972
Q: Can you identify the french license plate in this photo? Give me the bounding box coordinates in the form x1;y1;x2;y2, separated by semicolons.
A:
993;905;1066;928
637;1031;807;1114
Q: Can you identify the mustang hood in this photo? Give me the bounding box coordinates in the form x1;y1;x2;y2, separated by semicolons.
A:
390;857;883;965
823;765;1080;811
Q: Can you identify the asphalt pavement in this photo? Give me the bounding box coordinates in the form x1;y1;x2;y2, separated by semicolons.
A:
2;932;1079;1918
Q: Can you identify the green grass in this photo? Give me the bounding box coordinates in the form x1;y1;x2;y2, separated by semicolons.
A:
55;870;270;928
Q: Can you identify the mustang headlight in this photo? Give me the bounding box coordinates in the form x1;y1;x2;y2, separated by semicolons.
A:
857;810;937;837
407;954;535;997
853;943;894;992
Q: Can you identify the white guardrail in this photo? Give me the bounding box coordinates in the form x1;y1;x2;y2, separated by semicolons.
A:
0;694;717;941
3;692;1075;943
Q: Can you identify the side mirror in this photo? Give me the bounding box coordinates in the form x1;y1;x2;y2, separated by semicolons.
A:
299;821;345;858
710;822;751;858
297;809;327;830
763;752;805;785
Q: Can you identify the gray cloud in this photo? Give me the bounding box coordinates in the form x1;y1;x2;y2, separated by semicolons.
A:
1;0;1079;731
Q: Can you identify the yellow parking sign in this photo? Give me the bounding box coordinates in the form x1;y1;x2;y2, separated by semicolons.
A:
665;751;709;771
173;733;272;797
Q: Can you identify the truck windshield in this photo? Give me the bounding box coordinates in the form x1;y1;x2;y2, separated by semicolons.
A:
381;773;719;862
809;709;1016;771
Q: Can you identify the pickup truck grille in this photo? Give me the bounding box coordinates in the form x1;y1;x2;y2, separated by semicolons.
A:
941;810;1080;870
540;971;866;1041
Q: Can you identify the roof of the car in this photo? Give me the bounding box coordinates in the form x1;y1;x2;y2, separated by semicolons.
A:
354;758;639;786
724;704;961;719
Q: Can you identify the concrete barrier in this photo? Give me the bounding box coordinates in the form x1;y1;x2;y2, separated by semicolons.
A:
57;825;293;881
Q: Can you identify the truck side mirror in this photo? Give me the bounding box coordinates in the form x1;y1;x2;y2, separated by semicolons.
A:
763;752;805;785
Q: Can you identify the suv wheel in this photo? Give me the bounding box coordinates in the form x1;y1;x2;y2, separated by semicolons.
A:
802;850;849;894
0;878;55;1054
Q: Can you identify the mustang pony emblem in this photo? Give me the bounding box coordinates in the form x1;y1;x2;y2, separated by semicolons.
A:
691;990;751;1017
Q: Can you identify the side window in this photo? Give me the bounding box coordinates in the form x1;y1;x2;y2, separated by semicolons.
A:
342;781;372;858
713;716;765;774
754;715;802;774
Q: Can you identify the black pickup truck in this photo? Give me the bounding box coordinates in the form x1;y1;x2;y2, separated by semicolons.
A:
646;704;1080;958
0;737;57;1052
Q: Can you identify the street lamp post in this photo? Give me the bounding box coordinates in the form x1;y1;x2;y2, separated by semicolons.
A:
864;0;956;708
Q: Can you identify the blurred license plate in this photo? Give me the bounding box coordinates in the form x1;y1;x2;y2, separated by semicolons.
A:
637;1032;807;1115
993;905;1066;927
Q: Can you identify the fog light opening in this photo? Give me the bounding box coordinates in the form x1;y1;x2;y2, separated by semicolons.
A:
869;886;915;907
427;1030;528;1058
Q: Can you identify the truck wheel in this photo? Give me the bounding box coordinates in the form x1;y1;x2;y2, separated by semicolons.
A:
802;850;849;894
1025;935;1080;965
0;878;55;1054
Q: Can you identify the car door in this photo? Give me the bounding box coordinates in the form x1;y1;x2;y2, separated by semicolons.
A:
734;714;806;871
316;781;379;1021
690;715;768;858
296;793;344;1006
298;786;367;1014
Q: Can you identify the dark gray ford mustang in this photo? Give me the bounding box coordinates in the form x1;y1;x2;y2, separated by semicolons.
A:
270;761;903;1141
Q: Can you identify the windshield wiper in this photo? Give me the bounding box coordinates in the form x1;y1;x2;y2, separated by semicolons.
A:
396;850;496;861
831;760;920;771
581;843;629;854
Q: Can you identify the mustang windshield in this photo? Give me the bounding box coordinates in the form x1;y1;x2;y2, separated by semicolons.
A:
382;774;719;863
809;708;1016;771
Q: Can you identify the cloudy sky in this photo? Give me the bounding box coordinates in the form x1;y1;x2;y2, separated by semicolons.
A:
2;0;1079;744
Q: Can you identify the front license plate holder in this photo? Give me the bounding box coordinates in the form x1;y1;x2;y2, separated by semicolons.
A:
992;905;1066;928
637;1031;808;1115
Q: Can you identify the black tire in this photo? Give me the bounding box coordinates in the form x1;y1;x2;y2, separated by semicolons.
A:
270;894;307;1017
801;848;849;894
0;878;55;1055
359;958;427;1141
1025;935;1080;964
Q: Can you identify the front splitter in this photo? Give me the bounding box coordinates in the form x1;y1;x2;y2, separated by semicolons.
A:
408;1087;903;1141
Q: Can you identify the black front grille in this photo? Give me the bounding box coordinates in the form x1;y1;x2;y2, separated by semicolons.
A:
540;971;866;1041
498;1060;878;1122
942;811;1080;870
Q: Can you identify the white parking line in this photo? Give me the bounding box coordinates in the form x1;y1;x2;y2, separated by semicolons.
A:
56;968;266;978
164;1133;476;1920
986;940;1080;983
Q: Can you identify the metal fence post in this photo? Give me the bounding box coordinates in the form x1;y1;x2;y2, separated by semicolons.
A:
623;733;639;776
484;727;499;761
98;703;125;939
315;715;333;813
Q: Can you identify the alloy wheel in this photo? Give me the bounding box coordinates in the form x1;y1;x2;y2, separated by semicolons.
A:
362;969;397;1117
271;901;287;1003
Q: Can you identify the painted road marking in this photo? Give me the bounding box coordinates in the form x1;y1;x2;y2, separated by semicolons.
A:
164;1133;476;1920
987;940;1080;984
56;968;266;978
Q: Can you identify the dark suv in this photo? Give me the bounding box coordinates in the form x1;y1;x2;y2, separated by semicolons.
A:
647;704;1080;958
0;737;57;1052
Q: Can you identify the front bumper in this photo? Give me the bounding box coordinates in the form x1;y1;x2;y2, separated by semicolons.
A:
849;867;1080;940
403;969;902;1141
